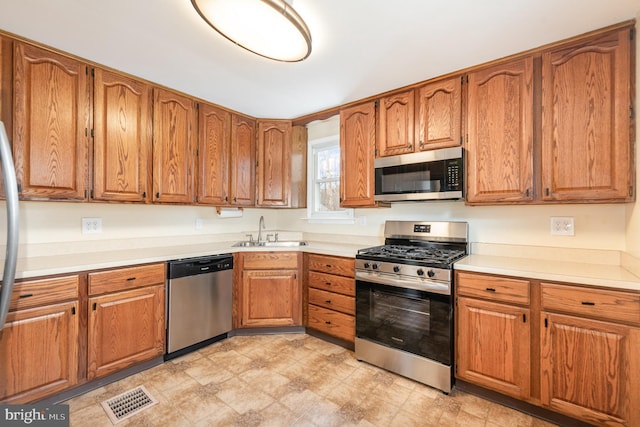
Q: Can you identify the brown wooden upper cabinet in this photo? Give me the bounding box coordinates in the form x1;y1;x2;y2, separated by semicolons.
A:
376;89;415;157
230;114;256;207
92;68;152;203
415;76;462;151
340;102;377;207
256;119;306;208
376;76;462;158
197;105;256;207
465;56;534;204
13;42;90;200
197;102;231;205
541;27;633;202
152;88;196;204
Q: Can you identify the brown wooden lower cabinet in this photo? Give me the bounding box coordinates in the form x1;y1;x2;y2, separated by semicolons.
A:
456;271;640;427
305;254;355;344
541;312;639;427
87;284;165;380
0;299;79;404
307;304;354;342
87;263;166;380
456;297;530;400
236;252;302;328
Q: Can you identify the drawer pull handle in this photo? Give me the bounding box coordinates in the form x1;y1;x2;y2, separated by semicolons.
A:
126;277;136;281
325;321;331;325
19;293;33;298
325;300;332;304
485;287;496;292
326;264;332;268
581;301;596;306
325;282;332;286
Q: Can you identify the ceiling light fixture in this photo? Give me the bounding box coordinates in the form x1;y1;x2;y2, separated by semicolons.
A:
191;0;312;62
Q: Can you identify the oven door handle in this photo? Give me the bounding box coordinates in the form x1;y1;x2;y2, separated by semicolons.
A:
356;272;451;296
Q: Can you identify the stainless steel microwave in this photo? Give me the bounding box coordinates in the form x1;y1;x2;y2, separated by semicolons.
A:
374;146;463;202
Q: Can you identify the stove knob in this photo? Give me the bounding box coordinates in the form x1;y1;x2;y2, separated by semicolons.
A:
416;269;424;276
427;269;436;278
393;266;400;273
363;262;371;269
372;263;379;270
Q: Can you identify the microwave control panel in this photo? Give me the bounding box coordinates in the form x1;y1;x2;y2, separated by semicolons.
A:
445;158;462;191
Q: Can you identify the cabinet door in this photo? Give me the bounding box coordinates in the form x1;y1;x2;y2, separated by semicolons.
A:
13;42;89;200
0;301;78;404
456;297;530;399
541;28;632;202
197;103;231;205
466;57;534;203
152;88;195;203
241;269;300;327
87;285;165;380
340;102;376;207
93;68;152;202
256;120;291;207
229;114;256;206
377;90;414;157
415;76;462;151
541;313;639;427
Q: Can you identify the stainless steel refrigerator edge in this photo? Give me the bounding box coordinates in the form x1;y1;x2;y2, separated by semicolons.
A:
0;121;19;331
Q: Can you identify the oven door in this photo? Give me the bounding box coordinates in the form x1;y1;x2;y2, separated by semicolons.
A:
356;279;452;365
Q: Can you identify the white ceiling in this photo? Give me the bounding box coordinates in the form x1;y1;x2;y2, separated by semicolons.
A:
0;0;638;119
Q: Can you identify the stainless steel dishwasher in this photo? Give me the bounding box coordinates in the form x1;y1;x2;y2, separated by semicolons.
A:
165;254;233;360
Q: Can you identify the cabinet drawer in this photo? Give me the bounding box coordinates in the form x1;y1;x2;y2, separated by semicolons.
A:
309;288;355;315
308;254;354;278
242;252;299;270
89;263;165;296
456;272;530;305
307;304;354;342
308;271;354;296
9;275;79;311
541;283;640;325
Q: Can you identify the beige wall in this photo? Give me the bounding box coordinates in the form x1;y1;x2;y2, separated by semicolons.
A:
3;195;626;251
625;10;640;258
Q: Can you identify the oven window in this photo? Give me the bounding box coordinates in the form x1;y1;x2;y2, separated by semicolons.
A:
356;281;452;365
375;161;444;195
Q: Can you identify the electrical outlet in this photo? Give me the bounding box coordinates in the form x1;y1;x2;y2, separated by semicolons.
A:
550;217;574;236
195;218;203;230
82;217;102;234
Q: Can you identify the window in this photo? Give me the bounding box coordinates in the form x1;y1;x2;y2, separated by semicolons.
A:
307;135;354;223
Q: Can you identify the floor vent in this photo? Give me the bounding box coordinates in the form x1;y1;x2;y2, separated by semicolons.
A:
100;385;158;424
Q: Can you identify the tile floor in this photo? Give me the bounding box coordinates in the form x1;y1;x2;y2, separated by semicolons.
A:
66;334;558;426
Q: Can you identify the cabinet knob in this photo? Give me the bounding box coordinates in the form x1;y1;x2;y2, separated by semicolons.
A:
156;192;160;198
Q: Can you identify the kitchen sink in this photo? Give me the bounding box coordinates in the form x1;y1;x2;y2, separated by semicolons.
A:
232;240;308;247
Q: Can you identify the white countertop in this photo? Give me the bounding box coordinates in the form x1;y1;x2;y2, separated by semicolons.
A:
9;236;640;293
11;240;365;280
455;254;640;292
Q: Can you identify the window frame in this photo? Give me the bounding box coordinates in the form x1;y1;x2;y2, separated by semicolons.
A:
306;135;355;223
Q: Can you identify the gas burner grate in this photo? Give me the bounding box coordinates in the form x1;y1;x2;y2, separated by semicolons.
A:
358;245;466;265
100;385;158;424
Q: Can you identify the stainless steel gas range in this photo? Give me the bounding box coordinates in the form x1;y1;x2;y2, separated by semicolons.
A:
354;220;468;393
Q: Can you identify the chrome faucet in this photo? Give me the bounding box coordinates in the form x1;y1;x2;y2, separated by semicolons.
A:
258;215;265;243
